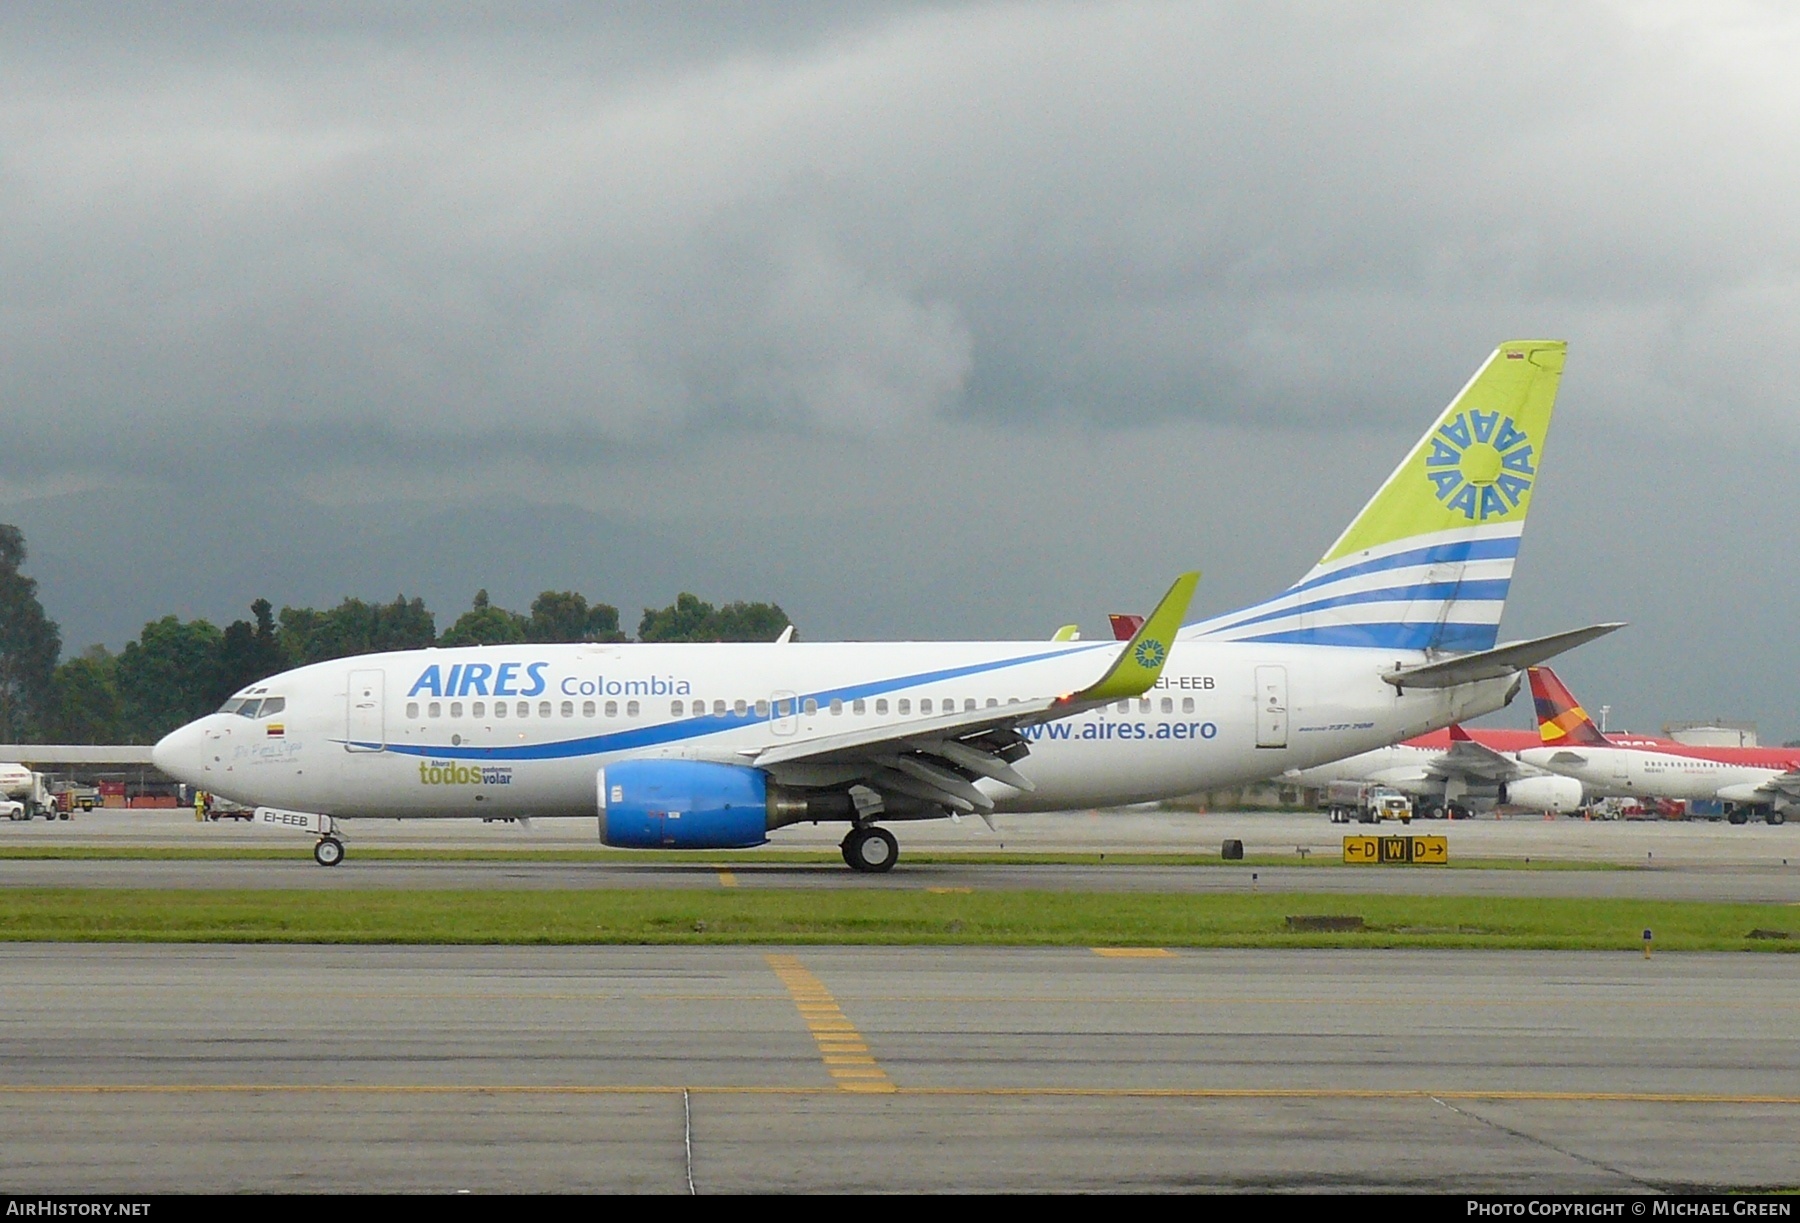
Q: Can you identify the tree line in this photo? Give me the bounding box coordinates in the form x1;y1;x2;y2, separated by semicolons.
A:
0;523;790;745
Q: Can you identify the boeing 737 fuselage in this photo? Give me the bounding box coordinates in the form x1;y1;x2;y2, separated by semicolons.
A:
153;340;1614;869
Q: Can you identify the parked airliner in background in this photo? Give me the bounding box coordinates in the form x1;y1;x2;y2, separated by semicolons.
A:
153;340;1619;870
1520;668;1800;824
1279;719;1583;819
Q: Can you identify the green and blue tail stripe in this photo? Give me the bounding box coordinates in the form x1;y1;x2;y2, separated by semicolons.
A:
1181;341;1566;653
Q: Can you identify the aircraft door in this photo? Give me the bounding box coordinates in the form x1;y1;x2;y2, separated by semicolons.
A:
770;690;799;737
1254;665;1289;749
346;669;385;752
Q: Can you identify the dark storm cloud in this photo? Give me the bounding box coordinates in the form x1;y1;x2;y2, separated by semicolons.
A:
6;0;1800;480
3;2;1798;739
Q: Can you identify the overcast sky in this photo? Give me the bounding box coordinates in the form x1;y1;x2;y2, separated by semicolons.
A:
2;1;1797;740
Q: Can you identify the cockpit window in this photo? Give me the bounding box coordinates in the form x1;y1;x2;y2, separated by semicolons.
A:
259;697;285;717
235;699;263;718
216;699;246;715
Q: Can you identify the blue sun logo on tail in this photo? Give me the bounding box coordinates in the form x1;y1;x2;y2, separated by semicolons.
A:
1134;638;1166;669
1424;409;1535;520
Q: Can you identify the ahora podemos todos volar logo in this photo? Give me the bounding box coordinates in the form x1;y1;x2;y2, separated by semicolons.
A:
1425;408;1535;521
419;760;513;786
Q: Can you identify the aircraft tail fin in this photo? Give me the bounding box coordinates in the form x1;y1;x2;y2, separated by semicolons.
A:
1528;666;1610;747
1182;340;1566;651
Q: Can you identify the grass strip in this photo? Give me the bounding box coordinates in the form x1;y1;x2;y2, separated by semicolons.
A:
0;845;1622;870
0;889;1790;949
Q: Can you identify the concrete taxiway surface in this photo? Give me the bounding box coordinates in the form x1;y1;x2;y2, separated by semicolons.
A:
0;945;1794;1193
6;810;1799;901
12;807;1800;865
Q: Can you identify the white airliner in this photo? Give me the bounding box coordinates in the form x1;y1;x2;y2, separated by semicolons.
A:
1518;668;1798;824
153;340;1619;870
1280;724;1584;819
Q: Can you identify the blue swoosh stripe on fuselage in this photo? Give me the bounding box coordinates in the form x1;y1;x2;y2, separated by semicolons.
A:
1228;621;1501;651
358;642;1110;762
1195;579;1511;637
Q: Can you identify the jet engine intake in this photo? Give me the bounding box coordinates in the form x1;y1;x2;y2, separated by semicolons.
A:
1500;775;1584;813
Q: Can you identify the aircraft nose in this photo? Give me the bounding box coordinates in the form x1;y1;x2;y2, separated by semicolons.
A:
152;721;205;784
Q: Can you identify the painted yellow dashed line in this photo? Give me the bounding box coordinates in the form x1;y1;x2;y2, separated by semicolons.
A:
717;870;738;888
766;953;896;1094
1092;947;1174;958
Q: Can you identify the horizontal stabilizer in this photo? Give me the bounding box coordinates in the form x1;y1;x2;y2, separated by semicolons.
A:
1382;622;1626;690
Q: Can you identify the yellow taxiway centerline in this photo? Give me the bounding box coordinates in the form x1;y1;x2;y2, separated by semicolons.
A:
765;952;897;1094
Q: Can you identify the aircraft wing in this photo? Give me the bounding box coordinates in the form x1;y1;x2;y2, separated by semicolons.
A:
750;572;1199;813
1382;622;1626;690
1753;769;1800;801
1424;737;1528;784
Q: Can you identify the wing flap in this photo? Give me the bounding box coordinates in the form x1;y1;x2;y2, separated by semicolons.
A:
750;572;1199;815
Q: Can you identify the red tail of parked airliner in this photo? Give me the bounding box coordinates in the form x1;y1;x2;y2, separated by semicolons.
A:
1528;666;1610;748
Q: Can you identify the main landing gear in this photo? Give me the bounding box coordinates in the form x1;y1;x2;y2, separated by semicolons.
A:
841;825;899;873
313;835;346;866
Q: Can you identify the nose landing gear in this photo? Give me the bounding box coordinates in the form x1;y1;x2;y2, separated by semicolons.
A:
313;835;346;867
841;825;899;873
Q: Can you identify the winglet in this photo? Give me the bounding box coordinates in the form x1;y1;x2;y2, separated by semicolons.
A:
1051;624;1080;642
1070;572;1200;703
1448;723;1472;742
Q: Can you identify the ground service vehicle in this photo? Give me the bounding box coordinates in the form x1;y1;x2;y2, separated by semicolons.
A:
1325;781;1414;824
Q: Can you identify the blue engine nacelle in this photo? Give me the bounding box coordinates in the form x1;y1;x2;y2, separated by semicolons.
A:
598;760;774;849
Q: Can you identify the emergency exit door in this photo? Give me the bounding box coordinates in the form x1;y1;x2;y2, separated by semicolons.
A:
345;669;385;752
1254;665;1288;749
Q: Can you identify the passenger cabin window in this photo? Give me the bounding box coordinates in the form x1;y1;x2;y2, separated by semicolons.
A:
875;699;889;715
605;701;618;717
1115;701;1129;714
920;699;932;714
830;699;844;715
583;701;596;717
1161;697;1173;714
561;700;574;718
428;702;442;719
692;704;706;719
733;699;747;716
406;702;419;720
516;701;529;718
494;702;507;718
755;700;769;717
853;699;866;715
713;700;726;716
626;700;640;717
986;698;998;708
472;701;486;718
450;702;463;718
964;698;976;712
803;698;817;715
1182;697;1195;714
897;699;910;715
671;700;684;716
